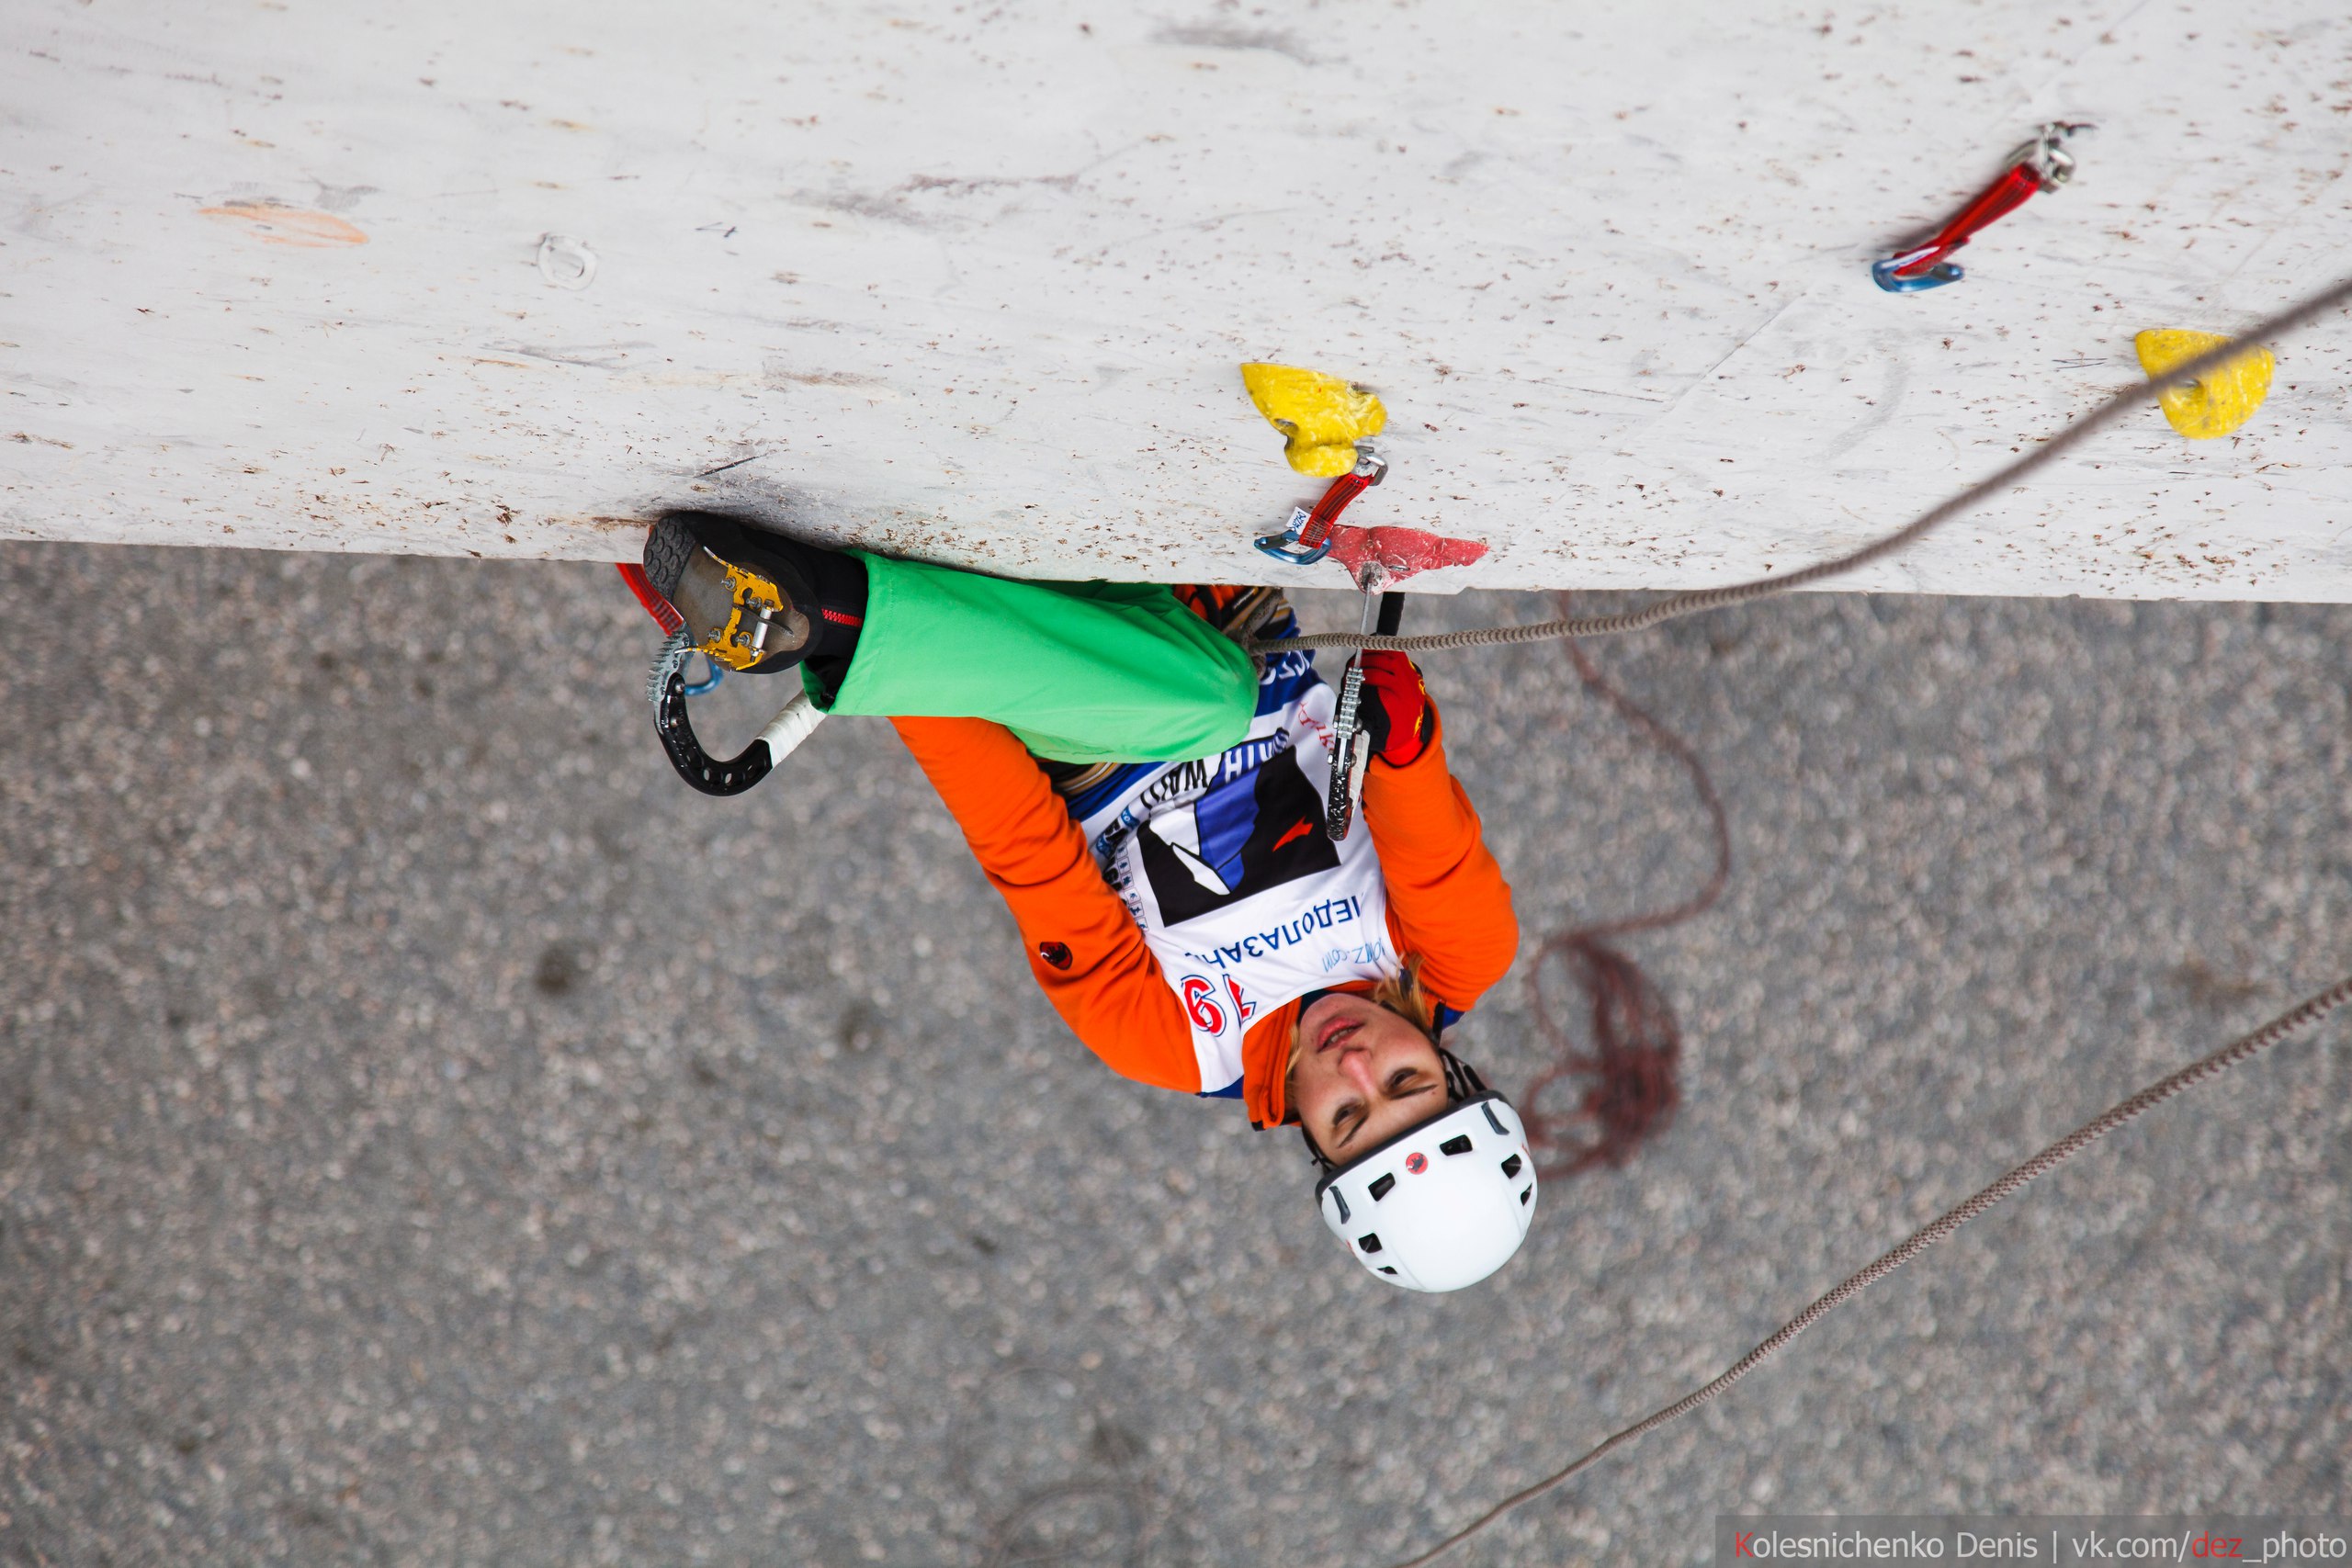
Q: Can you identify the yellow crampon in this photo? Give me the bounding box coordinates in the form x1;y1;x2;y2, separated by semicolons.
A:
702;560;804;671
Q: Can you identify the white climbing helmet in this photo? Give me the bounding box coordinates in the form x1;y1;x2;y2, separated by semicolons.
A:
1315;1090;1538;1292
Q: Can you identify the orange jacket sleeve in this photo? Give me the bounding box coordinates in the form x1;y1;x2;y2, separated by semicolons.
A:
889;716;1204;1092
1361;711;1520;1013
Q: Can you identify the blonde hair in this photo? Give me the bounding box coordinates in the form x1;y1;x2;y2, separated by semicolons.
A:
1283;957;1441;1089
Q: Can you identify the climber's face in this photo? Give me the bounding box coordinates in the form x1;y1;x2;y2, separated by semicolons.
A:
1290;993;1447;1163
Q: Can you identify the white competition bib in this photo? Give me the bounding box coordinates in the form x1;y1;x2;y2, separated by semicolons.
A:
1076;649;1397;1093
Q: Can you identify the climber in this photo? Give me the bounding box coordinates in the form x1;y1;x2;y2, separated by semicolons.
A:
637;512;1538;1292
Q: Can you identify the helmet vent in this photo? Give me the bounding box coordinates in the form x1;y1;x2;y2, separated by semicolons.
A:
1439;1134;1474;1156
1501;1154;1523;1179
1367;1173;1396;1201
1329;1189;1351;1224
1481;1102;1509;1136
1377;1266;1398;1276
1357;1234;1383;1254
1520;1186;1533;1206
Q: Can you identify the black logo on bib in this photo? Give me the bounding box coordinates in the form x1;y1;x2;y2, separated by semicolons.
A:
1137;744;1340;926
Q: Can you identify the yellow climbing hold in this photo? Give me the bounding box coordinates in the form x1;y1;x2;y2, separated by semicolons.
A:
1239;363;1387;477
2133;329;2275;440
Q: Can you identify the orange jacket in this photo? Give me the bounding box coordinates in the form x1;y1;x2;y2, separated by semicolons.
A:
893;713;1519;1128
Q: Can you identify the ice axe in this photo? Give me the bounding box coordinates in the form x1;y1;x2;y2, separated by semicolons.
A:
1323;562;1406;840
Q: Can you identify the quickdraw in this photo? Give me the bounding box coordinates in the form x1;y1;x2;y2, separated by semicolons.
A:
1872;121;2092;292
1253;444;1387;565
1251;440;1406;838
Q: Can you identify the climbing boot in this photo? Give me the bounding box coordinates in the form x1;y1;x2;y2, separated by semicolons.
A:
641;512;866;675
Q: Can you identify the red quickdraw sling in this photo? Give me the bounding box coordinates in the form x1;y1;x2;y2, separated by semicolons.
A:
1874;121;2091;292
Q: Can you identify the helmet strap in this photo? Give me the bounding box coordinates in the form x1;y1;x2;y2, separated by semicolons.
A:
1437;1045;1487;1101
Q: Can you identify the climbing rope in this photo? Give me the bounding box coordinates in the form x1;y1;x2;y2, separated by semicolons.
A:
1261;274;2352;660
1382;972;2352;1568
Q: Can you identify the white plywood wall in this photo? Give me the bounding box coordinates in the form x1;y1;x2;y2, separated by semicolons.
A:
5;0;2349;597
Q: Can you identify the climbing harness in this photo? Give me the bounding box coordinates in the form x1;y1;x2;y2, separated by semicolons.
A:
1321;569;1408;840
1254;444;1388;565
1264;273;2352;660
1871;121;2093;292
1381;972;2352;1568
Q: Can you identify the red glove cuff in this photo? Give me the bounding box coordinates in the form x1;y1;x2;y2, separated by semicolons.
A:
1359;651;1435;767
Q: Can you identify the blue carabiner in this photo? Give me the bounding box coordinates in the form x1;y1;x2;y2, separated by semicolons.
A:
1254;505;1335;566
683;651;725;697
1252;447;1386;566
1871;250;1963;293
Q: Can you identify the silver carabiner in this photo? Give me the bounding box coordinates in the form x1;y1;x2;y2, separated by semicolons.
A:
1322;560;1402;841
2018;121;2095;189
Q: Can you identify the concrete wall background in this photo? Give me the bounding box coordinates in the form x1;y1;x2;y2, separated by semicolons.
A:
6;0;2350;596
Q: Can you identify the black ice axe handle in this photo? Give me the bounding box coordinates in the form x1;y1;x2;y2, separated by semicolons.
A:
649;635;829;797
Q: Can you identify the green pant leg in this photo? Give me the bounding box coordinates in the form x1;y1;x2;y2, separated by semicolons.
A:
801;554;1258;763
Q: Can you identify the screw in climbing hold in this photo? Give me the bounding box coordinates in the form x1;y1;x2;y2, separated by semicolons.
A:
536;232;598;290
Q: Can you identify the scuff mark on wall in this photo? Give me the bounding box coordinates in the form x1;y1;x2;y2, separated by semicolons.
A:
198;199;367;247
309;181;379;212
1154;23;1317;64
484;342;652;370
763;362;890;390
1821;335;1913;463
